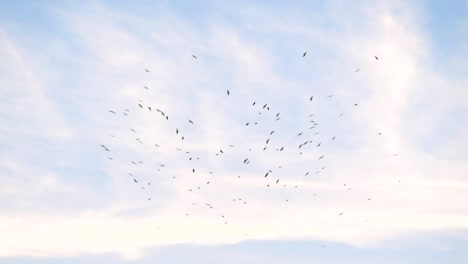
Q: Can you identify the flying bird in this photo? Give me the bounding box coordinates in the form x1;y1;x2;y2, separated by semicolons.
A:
192;54;198;59
303;51;307;57
188;119;194;124
143;86;149;89
145;69;150;72
108;110;116;114
355;69;360;72
374;56;379;60
227;90;230;96
310;96;313;101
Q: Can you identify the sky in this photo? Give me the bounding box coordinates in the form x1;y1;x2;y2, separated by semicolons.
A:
0;0;467;263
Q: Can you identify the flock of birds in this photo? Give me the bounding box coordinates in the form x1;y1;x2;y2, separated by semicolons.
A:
100;53;397;247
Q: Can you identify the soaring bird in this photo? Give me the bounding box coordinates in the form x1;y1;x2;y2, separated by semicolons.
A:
192;54;198;59
303;51;307;57
139;104;143;108
310;95;313;101
252;101;256;106
355;69;360;72
176;128;179;134
108;110;116;114
374;56;379;60
145;69;150;72
354;103;358;106
318;155;324;160
188;119;194;124
133;179;138;183
227;90;230;96
143;86;149;89
332;137;336;140
270;130;275;135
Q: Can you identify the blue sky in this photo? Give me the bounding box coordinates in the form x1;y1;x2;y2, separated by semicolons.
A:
0;1;467;263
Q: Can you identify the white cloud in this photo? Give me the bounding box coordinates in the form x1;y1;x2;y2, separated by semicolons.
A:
0;0;467;259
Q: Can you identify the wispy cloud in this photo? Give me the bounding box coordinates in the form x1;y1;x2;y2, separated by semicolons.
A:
0;0;467;261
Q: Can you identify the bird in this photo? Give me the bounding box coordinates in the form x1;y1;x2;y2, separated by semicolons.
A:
192;169;195;173
138;104;143;108
192;54;198;59
145;69;150;72
227;90;230;96
316;143;321;147
133;179;138;183
355;69;360;72
318;155;324;160
252;101;256;106
354;103;358;106
270;130;275;135
303;51;307;57
176;129;179;134
378;133;382;135
245;122;249;126
310;95;313;101
108;110;116;114
332;137;336;140
143;86;149;89
188;119;194;124
276;179;279;184
338;212;344;216
368;197;372;201
328;94;333;98
374;56;379;60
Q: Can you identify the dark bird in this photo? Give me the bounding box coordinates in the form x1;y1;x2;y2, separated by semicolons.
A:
227;90;230;96
145;69;150;72
148;106;151;111
310;95;313;101
270;130;275;135
338;212;344;216
303;51;307;57
354;103;358;106
139;104;143;108
192;168;195;173
332;137;336;140
133;179;138;183
244;158;249;164
276;113;280;117
143;86;149;89
220;149;224;154
378;133;382;135
355;69;360;72
297;132;303;137
252;101;256;106
188;119;194;124
266;138;270;144
316;143;321;147
246;122;249;126
374;56;379;60
176;128;179;134
328;95;333;98
318;155;324;160
192;55;198;59
276;179;279;184
229;144;235;147
279;146;284;151
263;104;267;109
108;110;116;114
368;197;372;201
